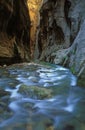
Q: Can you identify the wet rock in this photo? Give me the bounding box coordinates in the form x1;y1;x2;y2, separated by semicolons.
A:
0;101;9;113
77;66;85;87
18;84;53;99
0;89;12;118
63;125;75;130
32;113;54;130
0;88;10;97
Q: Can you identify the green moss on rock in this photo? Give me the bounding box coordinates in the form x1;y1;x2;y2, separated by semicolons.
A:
18;85;53;99
70;64;76;74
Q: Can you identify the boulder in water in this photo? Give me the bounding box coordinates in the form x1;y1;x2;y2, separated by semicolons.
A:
18;84;53;99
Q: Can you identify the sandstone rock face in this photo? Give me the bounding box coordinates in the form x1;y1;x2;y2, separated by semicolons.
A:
0;0;30;65
28;0;42;58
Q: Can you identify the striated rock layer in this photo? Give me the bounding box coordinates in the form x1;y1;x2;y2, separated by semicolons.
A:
0;0;30;65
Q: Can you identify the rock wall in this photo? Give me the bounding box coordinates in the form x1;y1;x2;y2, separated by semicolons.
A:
28;0;42;58
0;0;30;65
34;0;71;62
66;0;85;87
34;0;85;86
0;0;85;86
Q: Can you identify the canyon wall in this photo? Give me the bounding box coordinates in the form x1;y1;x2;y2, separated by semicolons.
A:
28;0;42;58
34;0;71;62
67;0;85;86
0;0;85;86
0;0;30;65
34;0;85;86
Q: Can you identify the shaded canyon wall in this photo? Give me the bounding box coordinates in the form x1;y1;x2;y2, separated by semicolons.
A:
34;0;71;62
34;0;85;86
0;0;30;65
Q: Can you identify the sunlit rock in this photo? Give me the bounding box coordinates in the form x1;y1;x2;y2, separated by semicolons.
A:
28;0;43;58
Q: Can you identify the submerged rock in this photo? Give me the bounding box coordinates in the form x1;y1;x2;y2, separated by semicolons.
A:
0;88;10;97
18;84;53;99
63;125;75;130
0;88;12;120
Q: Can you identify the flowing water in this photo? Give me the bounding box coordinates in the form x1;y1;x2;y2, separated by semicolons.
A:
0;62;85;130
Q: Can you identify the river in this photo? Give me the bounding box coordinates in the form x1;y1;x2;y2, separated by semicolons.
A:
0;62;85;130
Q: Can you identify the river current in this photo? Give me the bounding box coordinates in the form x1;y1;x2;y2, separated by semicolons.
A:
0;62;85;130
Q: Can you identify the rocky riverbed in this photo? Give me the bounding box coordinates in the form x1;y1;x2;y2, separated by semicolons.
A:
0;63;85;130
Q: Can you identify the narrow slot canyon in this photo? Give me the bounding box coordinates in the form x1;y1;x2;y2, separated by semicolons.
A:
0;0;85;86
27;0;43;59
0;1;85;129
